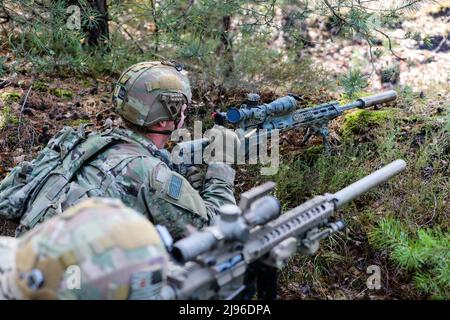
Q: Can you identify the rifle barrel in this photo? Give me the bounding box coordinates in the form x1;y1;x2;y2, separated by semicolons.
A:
333;159;406;208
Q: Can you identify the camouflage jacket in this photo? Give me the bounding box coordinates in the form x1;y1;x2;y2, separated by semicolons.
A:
18;128;236;239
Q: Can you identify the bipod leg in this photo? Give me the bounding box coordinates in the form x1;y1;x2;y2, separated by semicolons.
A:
319;126;331;155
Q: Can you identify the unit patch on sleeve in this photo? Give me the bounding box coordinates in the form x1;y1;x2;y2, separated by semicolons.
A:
167;174;183;200
129;271;162;300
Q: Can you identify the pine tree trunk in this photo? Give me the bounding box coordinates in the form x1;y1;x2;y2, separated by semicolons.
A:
218;15;233;78
150;0;159;53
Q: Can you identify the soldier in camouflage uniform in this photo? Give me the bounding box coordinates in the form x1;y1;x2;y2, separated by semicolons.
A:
13;61;236;239
0;198;169;300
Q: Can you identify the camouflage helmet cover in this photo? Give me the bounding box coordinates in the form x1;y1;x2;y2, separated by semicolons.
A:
113;61;192;127
0;198;168;300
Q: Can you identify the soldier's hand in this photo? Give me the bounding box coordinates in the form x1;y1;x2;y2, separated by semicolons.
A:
203;125;241;164
185;166;205;190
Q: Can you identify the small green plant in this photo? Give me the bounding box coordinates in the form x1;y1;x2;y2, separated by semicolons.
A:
369;217;450;299
50;88;74;99
380;64;400;84
0;105;19;129
422;36;433;49
0;92;21;105
338;69;369;99
0;56;7;76
69;119;91;127
33;81;50;92
399;85;415;105
8;0;87;75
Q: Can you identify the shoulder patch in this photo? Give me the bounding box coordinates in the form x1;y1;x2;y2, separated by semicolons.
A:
167;174;183;200
155;163;169;183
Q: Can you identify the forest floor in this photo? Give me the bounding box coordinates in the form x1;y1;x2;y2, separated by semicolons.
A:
0;2;448;299
271;2;449;300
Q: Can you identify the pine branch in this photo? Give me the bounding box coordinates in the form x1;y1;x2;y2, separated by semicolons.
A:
374;27;406;61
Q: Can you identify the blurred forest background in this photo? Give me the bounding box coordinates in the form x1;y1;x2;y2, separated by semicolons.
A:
0;0;448;299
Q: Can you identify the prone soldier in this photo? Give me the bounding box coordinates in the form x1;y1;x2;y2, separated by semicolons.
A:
0;61;237;239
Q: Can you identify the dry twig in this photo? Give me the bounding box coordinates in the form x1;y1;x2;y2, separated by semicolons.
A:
17;83;33;142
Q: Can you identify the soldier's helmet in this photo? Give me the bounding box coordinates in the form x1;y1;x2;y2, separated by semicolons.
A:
113;61;192;127
0;198;169;300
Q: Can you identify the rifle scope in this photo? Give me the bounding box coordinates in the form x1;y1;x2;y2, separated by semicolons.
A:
226;95;298;124
172;195;281;263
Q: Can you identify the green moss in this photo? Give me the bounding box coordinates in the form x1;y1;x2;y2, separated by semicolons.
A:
0;93;21;128
0;92;21;105
9;115;19;125
69;119;90;126
304;144;324;159
341;108;398;138
0;105;19;129
33;80;50;92
51;88;74;99
80;78;92;87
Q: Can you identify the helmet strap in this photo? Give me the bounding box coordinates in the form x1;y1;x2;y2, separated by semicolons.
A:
145;128;174;136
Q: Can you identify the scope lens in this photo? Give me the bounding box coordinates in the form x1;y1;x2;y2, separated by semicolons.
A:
226;108;242;124
171;246;185;263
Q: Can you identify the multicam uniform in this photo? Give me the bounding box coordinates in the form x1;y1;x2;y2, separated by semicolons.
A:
0;198;169;300
63;127;235;239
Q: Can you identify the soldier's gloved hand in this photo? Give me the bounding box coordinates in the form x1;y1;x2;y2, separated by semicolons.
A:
203;125;242;164
204;162;236;187
185;166;205;190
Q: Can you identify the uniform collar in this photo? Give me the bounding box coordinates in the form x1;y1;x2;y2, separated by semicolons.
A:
110;128;173;167
111;128;158;152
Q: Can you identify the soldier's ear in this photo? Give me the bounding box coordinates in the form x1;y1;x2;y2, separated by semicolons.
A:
158;120;168;128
